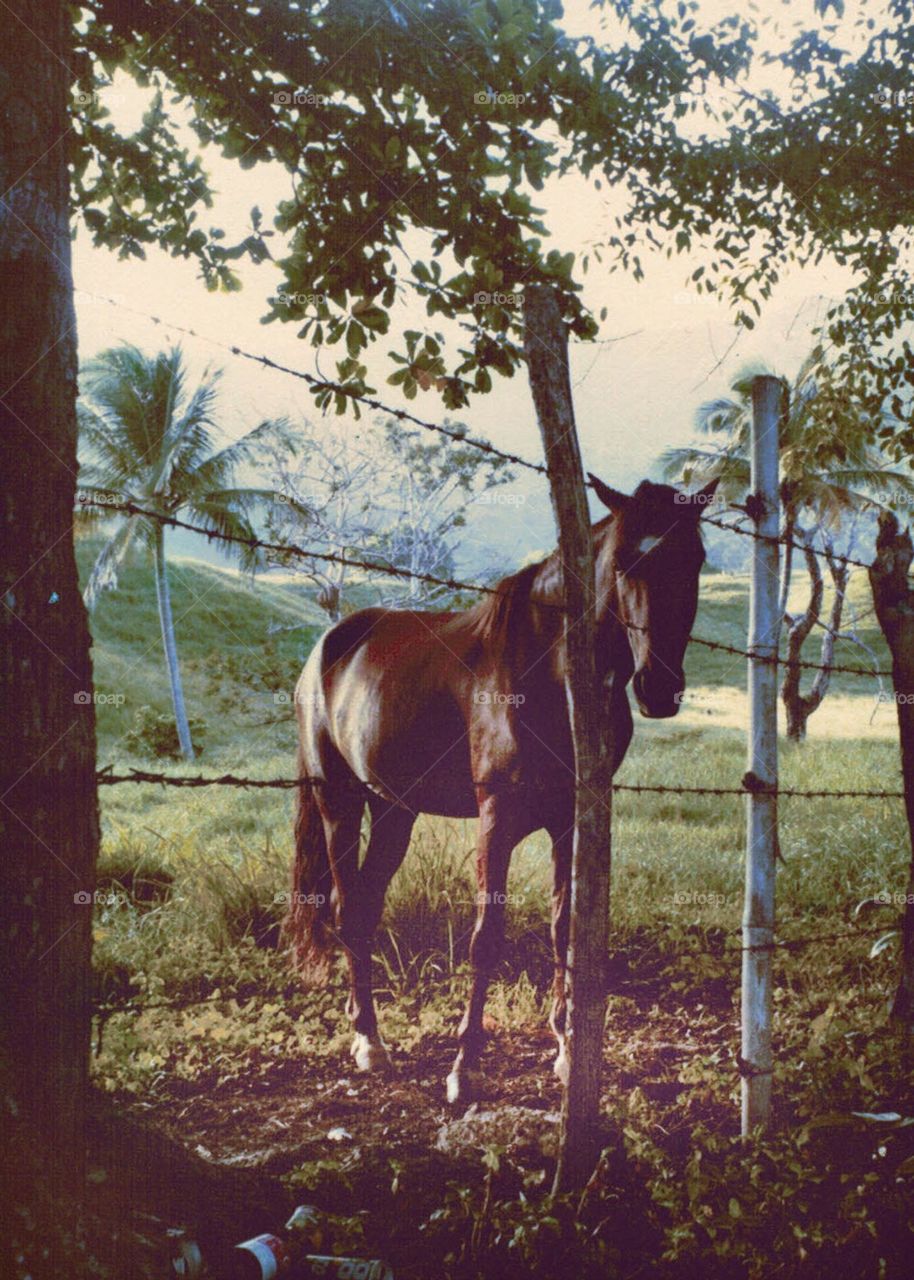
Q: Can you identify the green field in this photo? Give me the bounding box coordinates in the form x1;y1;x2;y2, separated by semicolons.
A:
84;541;914;1279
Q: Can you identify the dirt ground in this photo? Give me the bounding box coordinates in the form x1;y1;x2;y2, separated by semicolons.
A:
123;983;736;1180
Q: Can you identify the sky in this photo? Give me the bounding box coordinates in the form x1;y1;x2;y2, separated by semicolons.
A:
72;0;878;572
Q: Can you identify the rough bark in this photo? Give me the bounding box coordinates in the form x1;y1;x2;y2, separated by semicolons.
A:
781;527;823;740
523;284;612;1192
0;0;98;1268
868;512;914;1027
782;528;850;741
153;523;195;759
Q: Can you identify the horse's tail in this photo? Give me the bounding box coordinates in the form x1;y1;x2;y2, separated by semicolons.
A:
283;752;336;985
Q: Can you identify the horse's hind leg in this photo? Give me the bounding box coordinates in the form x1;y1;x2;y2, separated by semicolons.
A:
342;797;414;1072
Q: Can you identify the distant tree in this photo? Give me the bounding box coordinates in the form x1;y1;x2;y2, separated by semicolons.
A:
261;416;512;618
663;356;914;739
77;344;297;758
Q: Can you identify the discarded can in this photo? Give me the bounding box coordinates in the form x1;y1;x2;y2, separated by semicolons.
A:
228;1208;324;1279
233;1232;292;1279
303;1256;393;1280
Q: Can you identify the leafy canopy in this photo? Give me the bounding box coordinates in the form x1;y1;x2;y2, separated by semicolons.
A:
72;2;914;447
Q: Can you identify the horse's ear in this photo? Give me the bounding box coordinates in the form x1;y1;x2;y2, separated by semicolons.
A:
588;473;631;514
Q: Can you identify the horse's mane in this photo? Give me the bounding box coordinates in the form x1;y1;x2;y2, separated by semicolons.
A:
459;559;553;659
458;514;618;660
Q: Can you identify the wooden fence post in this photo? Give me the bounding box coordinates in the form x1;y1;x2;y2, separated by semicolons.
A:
741;374;781;1134
523;284;613;1191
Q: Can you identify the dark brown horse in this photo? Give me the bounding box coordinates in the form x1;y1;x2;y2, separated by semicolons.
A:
285;475;716;1103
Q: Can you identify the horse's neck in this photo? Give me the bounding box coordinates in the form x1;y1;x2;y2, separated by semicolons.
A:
518;541;631;687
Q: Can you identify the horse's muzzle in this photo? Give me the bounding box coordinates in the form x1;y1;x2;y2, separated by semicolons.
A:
633;669;684;719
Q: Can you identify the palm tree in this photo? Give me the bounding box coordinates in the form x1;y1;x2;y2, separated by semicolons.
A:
662;354;914;739
77;344;299;759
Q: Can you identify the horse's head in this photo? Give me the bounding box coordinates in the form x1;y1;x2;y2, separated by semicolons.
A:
590;473;717;719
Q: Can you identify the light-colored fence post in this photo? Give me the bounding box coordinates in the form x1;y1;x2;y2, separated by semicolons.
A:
742;374;781;1134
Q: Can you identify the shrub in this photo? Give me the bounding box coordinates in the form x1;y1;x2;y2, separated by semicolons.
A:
123;705;206;759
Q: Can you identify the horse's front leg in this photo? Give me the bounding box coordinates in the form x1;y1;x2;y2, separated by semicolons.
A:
342;799;415;1072
446;793;520;1105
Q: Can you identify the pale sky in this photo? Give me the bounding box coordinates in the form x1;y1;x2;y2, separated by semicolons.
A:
72;0;882;569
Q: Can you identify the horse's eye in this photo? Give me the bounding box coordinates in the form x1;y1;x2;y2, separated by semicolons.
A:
635;535;662;556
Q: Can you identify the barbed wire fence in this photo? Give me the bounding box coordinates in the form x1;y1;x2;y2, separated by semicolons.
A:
81;302;910;1058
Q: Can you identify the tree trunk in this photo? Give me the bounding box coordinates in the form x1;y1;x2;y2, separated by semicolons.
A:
868;512;914;1027
781;527;823;741
153;524;195;760
0;1;98;1268
777;512;795;633
523;284;612;1192
781;530;849;741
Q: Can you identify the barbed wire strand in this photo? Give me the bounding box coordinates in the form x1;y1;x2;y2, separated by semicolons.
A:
94;767;905;800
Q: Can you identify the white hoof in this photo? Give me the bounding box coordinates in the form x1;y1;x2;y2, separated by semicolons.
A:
446;1067;482;1106
553;1039;570;1085
350;1033;392;1073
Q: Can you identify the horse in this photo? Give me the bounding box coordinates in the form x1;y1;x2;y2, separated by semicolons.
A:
284;474;717;1103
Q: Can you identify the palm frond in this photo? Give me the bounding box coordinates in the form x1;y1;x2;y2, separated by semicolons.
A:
182;418;296;496
694;397;745;435
81;345;171;470
157;369;224;493
82;517;141;611
181;498;264;573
